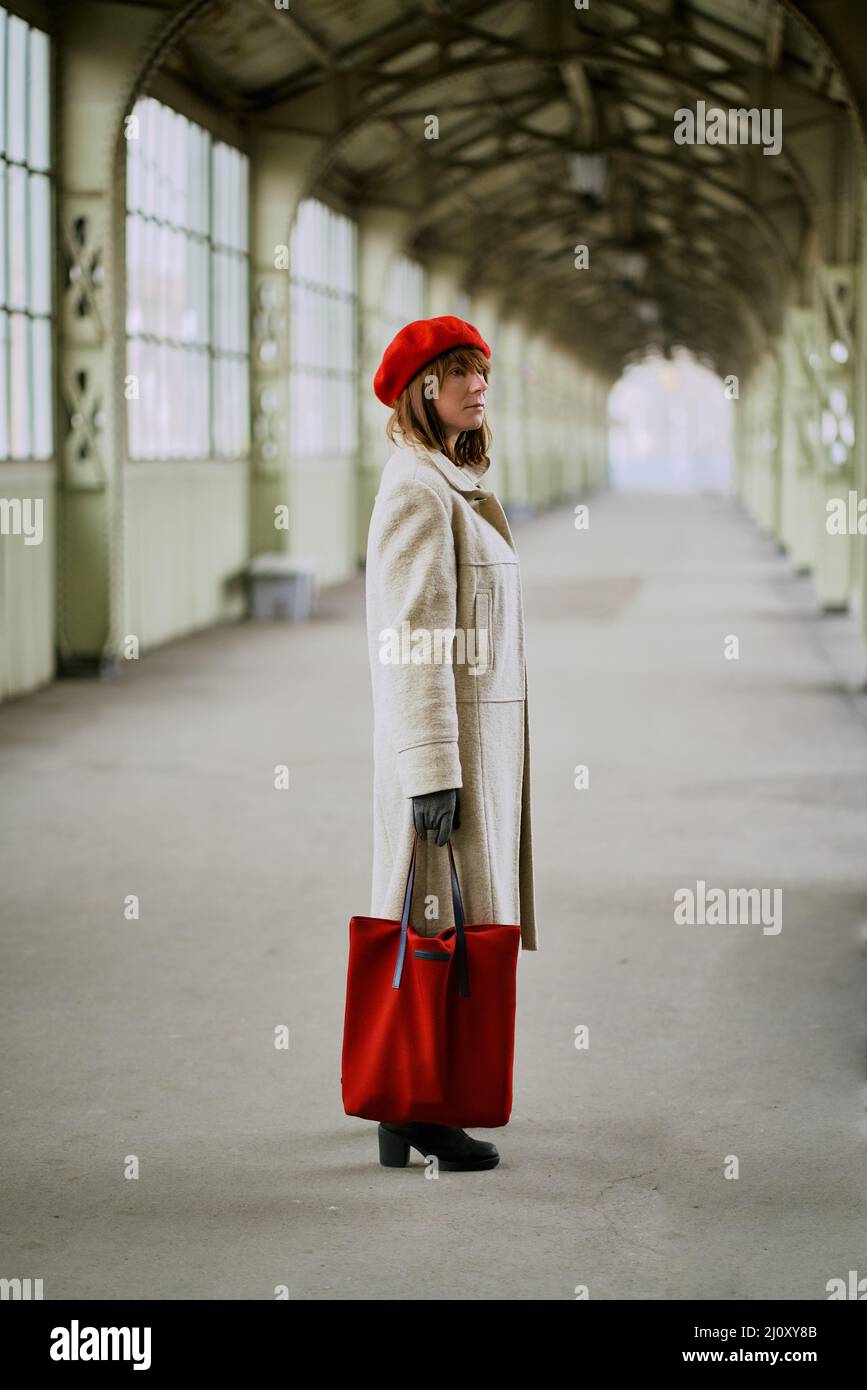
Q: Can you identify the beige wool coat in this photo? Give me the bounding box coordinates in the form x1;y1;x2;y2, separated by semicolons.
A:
365;429;538;951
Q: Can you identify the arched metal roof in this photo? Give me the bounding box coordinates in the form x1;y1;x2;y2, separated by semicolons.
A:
135;0;865;377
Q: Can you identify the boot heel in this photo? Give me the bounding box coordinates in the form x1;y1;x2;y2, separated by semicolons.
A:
378;1124;410;1167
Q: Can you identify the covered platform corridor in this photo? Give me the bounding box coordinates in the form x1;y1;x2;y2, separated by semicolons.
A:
2;0;867;1305
3;491;867;1298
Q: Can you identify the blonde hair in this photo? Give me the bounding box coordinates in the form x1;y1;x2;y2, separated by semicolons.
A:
385;345;491;467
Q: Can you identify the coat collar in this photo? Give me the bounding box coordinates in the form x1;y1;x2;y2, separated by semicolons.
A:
391;425;491;497
389;426;519;555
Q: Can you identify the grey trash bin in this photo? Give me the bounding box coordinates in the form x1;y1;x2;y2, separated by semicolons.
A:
247;553;318;622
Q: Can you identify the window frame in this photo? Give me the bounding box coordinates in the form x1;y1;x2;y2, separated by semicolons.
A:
0;4;53;463
124;94;250;463
288;195;359;459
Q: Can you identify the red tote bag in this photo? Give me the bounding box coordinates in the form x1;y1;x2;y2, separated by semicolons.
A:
341;832;521;1127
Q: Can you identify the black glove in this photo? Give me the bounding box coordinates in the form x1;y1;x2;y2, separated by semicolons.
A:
412;788;461;846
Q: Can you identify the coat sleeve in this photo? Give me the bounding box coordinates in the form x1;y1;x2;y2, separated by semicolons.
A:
369;477;462;798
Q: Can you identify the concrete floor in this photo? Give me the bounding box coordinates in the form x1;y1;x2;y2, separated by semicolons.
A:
2;491;867;1301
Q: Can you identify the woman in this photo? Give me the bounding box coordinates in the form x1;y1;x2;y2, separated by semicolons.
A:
365;314;538;1172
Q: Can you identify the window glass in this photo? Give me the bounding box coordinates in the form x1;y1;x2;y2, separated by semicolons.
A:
289;198;358;456
0;7;52;460
125;95;250;459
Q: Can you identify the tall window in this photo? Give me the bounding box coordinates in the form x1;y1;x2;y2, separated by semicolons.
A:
126;96;249;460
0;8;51;460
383;254;426;340
289;198;357;456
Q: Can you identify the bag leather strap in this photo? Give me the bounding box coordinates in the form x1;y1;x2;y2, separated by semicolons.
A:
392;831;471;996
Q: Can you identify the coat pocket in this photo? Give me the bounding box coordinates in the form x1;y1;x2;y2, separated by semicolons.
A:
473;589;494;680
455;564;525;703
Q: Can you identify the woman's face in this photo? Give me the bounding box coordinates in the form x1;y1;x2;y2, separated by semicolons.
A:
433;360;488;441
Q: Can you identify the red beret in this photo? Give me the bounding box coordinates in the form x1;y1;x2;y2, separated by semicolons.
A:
373;314;491;407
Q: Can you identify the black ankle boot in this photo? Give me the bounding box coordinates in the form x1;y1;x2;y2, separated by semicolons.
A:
378;1121;500;1170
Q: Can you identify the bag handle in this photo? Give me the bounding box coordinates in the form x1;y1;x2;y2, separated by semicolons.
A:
392;831;470;996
